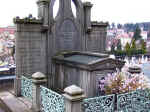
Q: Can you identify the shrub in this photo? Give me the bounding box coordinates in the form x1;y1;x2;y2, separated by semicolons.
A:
98;72;150;95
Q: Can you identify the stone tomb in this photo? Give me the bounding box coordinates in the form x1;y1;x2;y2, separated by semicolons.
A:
14;0;124;97
53;51;125;97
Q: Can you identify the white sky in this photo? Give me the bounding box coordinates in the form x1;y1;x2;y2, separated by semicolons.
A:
0;0;150;26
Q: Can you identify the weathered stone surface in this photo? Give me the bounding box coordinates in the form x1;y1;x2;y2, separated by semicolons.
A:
13;18;42;24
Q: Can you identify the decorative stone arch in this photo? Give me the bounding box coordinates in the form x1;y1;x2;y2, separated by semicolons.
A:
49;0;84;27
49;0;85;54
49;0;60;22
71;0;84;24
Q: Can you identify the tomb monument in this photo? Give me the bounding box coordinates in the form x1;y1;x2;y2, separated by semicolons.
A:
14;0;125;97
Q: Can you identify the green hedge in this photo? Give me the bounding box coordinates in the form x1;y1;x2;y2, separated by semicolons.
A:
113;49;146;56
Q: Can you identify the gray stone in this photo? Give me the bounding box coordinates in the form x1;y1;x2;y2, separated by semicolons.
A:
31;73;47;112
63;85;86;112
83;2;93;32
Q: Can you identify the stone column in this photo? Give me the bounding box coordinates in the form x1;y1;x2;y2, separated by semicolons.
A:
14;23;22;97
83;2;93;32
37;0;49;25
31;72;47;112
63;85;86;112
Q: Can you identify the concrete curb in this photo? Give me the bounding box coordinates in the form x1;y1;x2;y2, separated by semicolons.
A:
0;98;12;112
0;90;32;112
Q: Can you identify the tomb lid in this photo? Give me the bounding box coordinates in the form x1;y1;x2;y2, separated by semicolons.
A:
53;51;125;71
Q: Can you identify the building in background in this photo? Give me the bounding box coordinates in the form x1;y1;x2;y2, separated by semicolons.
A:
0;26;15;65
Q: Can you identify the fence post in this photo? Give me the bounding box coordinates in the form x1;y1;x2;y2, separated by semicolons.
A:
31;72;47;112
63;85;86;112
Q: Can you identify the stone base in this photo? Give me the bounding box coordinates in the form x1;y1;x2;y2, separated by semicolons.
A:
14;77;21;97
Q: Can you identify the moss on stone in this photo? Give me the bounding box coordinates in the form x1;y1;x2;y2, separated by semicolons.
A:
13;17;43;24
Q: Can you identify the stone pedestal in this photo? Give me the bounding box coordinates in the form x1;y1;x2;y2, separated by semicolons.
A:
31;72;47;112
63;85;86;112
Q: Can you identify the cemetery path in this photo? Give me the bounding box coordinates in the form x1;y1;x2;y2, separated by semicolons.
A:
0;90;32;112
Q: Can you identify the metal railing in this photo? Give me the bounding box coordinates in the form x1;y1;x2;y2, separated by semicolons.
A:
40;86;65;112
82;94;115;112
21;76;33;101
117;89;150;112
20;76;150;112
82;89;150;112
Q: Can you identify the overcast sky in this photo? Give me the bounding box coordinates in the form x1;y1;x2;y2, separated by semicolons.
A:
0;0;150;27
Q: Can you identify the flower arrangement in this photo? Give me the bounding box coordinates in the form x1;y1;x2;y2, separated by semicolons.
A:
98;72;150;95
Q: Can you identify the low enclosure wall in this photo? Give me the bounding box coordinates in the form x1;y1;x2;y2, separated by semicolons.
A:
21;76;150;112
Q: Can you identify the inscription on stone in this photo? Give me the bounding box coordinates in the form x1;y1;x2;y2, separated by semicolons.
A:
88;31;99;52
62;32;74;49
59;19;78;50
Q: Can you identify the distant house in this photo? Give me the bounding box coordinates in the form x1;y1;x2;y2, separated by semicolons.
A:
107;29;116;37
107;28;133;51
0;26;15;35
116;33;132;50
116;29;125;35
141;31;147;41
106;37;118;51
